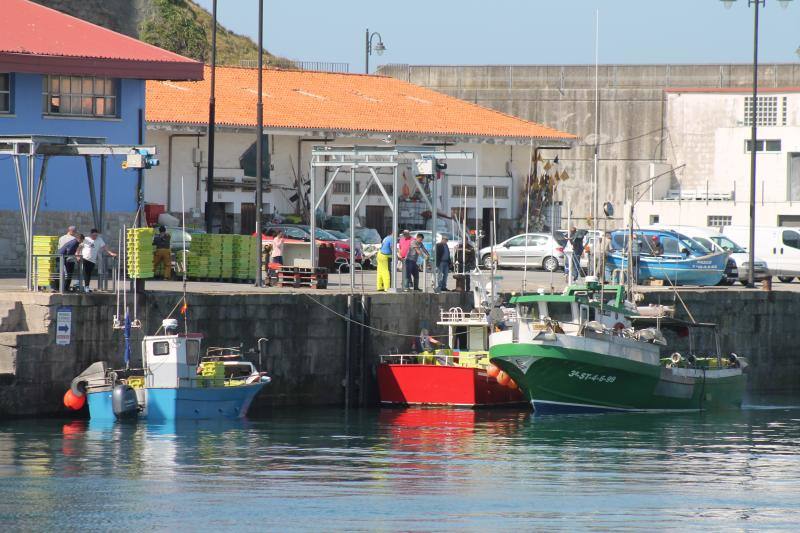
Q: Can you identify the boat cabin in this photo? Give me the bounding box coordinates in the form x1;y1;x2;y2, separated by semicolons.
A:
143;333;203;389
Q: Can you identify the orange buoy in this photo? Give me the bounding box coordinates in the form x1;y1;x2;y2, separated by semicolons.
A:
507;379;518;390
63;389;86;410
486;364;501;378
496;371;510;386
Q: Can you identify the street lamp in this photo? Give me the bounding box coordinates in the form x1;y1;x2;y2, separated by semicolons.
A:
721;0;793;287
365;29;386;74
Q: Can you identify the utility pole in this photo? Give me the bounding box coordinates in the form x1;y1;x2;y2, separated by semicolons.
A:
205;0;218;233
255;0;264;286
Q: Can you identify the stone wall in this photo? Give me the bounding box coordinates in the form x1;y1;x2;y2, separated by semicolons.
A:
0;289;471;417
379;63;800;227
0;210;133;274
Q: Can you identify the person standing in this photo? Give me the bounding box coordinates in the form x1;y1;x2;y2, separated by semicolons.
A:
398;230;413;290
52;233;83;291
435;235;451;292
376;234;393;291
454;241;476;291
79;228;117;292
152;225;172;280
569;227;584;280
54;226;78;290
270;230;285;265
404;233;429;291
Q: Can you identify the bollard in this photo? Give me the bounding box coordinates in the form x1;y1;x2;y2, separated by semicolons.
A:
762;277;772;292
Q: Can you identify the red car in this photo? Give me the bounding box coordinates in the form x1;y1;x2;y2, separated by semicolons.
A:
260;225;357;265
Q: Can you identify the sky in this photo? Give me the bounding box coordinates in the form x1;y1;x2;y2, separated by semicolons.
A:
194;0;800;72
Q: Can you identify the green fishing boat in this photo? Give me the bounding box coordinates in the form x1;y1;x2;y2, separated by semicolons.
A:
488;280;746;414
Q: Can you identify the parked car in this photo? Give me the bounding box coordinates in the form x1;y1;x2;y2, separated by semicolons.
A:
650;225;769;285
721;225;800;282
263;224;358;264
479;233;565;272
326;229;364;264
352;227;382;268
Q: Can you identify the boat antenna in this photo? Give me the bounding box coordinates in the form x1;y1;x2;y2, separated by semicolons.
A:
491;186;497;304
181;175;189;335
522;140;534;293
461;176;467;275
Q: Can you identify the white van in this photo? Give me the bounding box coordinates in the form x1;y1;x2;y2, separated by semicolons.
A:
651;225;769;285
721;226;800;282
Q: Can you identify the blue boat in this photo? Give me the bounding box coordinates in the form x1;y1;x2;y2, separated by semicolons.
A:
70;321;270;422
604;229;727;286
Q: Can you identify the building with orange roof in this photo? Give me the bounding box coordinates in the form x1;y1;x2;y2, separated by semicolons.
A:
145;66;575;239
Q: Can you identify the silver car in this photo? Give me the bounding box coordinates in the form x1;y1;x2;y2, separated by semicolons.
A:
479;233;565;272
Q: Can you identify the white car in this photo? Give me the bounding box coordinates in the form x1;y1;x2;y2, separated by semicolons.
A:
479;233;565;272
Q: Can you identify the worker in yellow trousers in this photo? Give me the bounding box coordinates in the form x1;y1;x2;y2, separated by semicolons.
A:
376;234;393;291
152;225;172;280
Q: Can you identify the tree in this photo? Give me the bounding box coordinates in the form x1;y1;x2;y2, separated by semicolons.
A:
140;0;207;62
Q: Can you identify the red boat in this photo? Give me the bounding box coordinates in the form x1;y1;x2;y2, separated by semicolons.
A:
377;308;525;407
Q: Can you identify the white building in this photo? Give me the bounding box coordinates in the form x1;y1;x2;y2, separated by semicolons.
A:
635;87;800;229
145;66;575;239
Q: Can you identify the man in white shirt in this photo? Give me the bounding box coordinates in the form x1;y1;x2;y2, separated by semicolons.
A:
79;228;117;292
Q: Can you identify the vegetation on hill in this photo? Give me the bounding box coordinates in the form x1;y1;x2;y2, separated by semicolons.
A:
140;0;295;67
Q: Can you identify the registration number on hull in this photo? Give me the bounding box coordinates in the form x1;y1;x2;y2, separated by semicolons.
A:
568;370;617;383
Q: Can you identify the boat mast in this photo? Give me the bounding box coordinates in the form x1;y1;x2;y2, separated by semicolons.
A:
181;175;189;334
592;8;600;277
522;140;533;293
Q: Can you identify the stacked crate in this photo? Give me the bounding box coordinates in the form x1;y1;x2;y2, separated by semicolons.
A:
220;234;234;279
126;227;155;279
186;234;208;279
206;234;222;278
199;361;225;387
33;235;59;287
233;235;256;280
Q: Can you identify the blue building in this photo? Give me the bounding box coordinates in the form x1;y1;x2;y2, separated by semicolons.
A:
0;0;201;272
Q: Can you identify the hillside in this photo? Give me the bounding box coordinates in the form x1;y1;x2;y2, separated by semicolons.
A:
34;0;294;67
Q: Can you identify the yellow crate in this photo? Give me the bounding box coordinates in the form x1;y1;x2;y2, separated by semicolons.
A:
127;376;145;389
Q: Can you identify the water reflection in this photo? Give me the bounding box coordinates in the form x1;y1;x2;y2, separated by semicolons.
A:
0;403;798;530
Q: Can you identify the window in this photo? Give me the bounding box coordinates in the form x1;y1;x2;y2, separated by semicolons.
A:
42;75;117;117
506;236;526;247
0;73;10;114
546;302;573;323
186;340;200;365
452;185;476;198
744;96;778;126
528;236;548;247
152;341;170;356
482;186;509;199
782;230;800;250
649;215;660;225
332;181;360;194
707;215;732;228
782;97;788;126
693;237;715;252
711;236;745;253
367;182;393;196
745;139;781;152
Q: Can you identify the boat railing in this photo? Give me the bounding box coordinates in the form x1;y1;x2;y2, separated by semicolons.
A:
379;352;488;368
440;307;486;324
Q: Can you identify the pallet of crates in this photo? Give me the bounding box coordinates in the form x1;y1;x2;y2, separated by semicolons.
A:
187;234;209;280
220;234;234;281
206;234;222;279
33;235;59;288
126;227;155;279
232;234;254;282
275;266;299;287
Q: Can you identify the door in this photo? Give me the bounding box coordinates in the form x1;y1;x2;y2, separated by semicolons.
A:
498;235;527;266
204;202;226;234
527;235;550;264
781;229;800;275
332;204;350;216
240;203;255;235
366;205;387;236
481;208;493;248
789;153;800;202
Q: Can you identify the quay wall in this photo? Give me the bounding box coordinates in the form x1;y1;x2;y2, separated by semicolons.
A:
0;290;471;417
0;288;798;417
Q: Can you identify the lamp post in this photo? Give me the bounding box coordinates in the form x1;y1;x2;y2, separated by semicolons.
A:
721;0;793;287
365;29;386;74
255;0;264;287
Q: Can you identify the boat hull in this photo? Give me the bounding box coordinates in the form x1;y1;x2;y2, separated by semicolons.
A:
604;252;726;286
490;343;745;414
87;384;265;421
377;364;525;407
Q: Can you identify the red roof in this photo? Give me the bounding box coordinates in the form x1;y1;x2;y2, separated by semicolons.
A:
0;0;202;80
147;66;576;142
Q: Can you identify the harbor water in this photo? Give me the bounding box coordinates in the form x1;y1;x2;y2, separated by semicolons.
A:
1;399;799;531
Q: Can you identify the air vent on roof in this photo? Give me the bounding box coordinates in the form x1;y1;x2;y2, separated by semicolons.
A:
404;95;431;105
350;90;380;103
